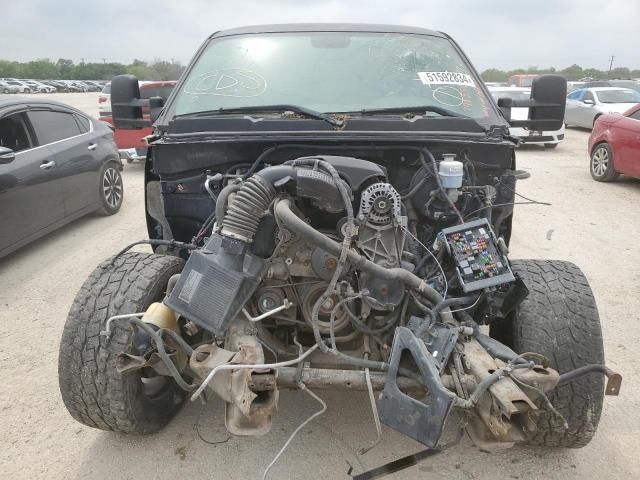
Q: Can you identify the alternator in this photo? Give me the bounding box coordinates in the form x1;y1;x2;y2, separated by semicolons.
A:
359;183;402;225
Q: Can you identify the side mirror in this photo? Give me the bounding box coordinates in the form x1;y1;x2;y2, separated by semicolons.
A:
498;75;567;131
149;96;165;123
111;74;151;129
583;99;595;105
0;146;15;164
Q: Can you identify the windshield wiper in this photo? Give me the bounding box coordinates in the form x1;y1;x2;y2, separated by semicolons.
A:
175;104;343;128
342;105;468;118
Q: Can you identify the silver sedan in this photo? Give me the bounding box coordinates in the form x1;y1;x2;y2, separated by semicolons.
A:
565;87;640;129
0;80;23;94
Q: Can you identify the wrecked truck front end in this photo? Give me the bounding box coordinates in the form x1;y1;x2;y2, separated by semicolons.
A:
59;24;621;476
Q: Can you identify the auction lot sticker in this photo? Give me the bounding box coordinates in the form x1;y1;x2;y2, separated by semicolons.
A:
418;71;476;88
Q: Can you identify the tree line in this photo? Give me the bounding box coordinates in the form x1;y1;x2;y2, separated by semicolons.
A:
2;58;639;84
0;58;185;80
481;64;640;82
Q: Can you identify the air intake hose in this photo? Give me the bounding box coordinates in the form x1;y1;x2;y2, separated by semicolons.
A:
167;162;349;335
221;164;347;243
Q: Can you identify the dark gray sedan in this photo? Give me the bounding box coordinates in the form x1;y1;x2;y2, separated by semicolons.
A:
0;97;123;259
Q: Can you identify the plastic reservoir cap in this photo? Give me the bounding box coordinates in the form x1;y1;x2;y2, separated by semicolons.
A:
438;154;464;189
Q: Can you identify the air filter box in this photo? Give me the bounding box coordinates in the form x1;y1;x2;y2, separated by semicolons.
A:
165;234;268;336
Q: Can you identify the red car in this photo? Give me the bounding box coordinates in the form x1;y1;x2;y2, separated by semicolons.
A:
589;103;640;181
100;80;176;162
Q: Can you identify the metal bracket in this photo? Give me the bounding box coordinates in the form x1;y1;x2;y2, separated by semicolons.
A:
558;364;622;396
378;327;456;448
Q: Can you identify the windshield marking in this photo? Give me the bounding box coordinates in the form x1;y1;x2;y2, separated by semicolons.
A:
184;69;267;98
432;86;465;107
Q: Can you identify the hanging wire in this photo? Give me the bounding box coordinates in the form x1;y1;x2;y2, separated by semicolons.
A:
261;382;327;480
400;225;448;299
448;294;483;314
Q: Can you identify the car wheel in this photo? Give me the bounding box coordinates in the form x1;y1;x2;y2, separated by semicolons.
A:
2;88;8;94
590;143;618;182
98;161;124;215
544;143;559;149
24;88;31;94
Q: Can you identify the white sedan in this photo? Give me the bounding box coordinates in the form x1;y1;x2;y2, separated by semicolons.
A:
489;86;565;148
565;87;640;129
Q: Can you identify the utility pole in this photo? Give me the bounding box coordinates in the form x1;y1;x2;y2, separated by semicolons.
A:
608;55;615;78
102;58;106;64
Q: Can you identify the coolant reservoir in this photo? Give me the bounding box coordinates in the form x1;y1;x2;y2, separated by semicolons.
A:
438;154;464;189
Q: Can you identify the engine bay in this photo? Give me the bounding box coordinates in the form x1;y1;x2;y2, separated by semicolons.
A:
105;144;620;451
148;147;545;443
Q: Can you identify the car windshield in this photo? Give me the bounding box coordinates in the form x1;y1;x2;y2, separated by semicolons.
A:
490;90;530;102
596;89;640;103
172;32;498;123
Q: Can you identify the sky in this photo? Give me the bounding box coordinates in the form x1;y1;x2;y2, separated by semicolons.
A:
2;0;638;71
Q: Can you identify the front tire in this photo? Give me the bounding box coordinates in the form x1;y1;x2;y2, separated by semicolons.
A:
590;143;618;182
97;161;123;215
58;252;186;433
490;260;605;448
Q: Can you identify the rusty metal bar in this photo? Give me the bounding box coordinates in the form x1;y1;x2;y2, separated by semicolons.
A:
248;366;461;392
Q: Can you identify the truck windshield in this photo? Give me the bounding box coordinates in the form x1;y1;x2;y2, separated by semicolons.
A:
172;32;498;123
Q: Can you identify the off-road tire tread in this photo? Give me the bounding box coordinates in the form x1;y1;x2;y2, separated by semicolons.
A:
508;259;604;448
58;252;185;433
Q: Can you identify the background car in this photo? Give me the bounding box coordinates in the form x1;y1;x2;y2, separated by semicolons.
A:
588;103;640;181
0;97;123;258
23;80;56;93
507;73;540;87
0;81;21;94
59;80;86;92
41;80;67;92
583;79;640;93
98;82;110;116
489;86;565;148
567;81;586;93
0;79;32;93
100;80;176;162
565;87;640;129
81;81;103;92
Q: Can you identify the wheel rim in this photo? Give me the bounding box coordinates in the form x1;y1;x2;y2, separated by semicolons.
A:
102;167;122;208
592;147;609;177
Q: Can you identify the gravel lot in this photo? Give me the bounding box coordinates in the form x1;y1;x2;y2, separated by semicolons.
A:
1;92;639;480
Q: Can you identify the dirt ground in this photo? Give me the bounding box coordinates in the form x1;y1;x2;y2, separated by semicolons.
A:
1;93;639;479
